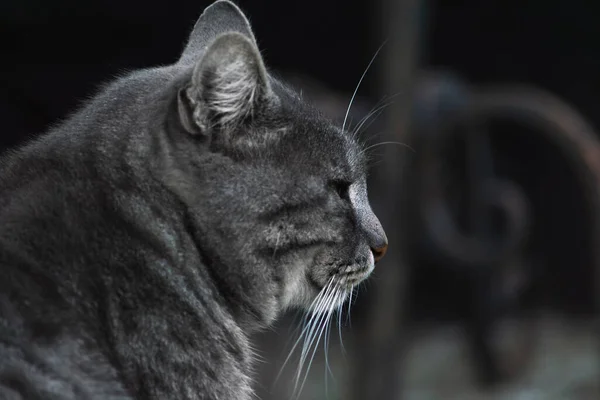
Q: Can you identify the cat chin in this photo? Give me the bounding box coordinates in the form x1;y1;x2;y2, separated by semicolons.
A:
277;248;375;315
286;282;350;316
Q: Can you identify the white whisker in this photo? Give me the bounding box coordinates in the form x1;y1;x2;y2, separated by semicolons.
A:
274;279;333;384
295;305;334;399
292;319;330;395
297;283;337;373
363;140;415;154
346;286;354;327
323;308;334;398
338;287;347;356
323;288;344;394
324;305;336;381
295;288;344;400
275;272;362;398
354;92;403;136
272;231;281;258
352;99;394;138
290;280;337;391
341;40;388;134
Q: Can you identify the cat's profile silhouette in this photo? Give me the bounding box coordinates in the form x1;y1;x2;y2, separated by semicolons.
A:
0;1;387;399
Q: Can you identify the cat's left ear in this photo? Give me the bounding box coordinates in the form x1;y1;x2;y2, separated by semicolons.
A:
179;0;258;65
178;32;273;136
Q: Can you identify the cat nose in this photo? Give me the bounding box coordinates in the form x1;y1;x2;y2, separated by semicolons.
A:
371;241;388;263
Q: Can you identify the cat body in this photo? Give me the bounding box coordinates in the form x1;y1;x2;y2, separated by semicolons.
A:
0;2;387;399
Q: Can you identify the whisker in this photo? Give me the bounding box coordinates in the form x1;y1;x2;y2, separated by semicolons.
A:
274;279;333;384
346;286;354;327
364;130;385;145
292;299;336;397
350;90;405;149
355;108;385;140
323;287;343;395
279;311;307;359
295;287;344;400
337;279;348;357
349;102;381;141
323;309;334;398
367;157;386;169
292;281;337;387
297;283;338;372
272;232;281;258
275;276;358;399
363;140;415;154
295;307;333;399
365;90;406;114
324;306;336;380
352;99;395;138
341;40;388;134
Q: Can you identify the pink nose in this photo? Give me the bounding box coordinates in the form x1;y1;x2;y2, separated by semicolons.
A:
371;243;388;263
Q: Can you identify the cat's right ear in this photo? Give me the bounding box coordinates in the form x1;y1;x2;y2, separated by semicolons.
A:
177;32;273;137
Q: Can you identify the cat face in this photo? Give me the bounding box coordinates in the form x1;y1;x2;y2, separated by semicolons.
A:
168;1;386;322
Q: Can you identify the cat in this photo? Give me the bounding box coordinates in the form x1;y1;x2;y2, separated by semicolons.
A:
0;1;388;399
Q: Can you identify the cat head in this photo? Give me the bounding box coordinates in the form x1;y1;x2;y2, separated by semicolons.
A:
164;0;387;327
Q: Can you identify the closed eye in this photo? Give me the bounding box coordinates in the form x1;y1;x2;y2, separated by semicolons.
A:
329;179;351;201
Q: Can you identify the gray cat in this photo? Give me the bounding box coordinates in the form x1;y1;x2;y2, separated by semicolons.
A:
0;1;387;399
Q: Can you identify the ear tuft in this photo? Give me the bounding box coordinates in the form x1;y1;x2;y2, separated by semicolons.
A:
181;32;271;134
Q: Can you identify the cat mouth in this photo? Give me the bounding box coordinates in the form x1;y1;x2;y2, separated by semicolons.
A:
334;264;372;288
309;253;374;293
331;254;374;289
308;264;369;292
304;256;373;314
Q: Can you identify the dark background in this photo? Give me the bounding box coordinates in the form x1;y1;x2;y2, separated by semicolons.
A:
2;0;599;148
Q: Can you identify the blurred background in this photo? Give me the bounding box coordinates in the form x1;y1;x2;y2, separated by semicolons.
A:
2;0;599;398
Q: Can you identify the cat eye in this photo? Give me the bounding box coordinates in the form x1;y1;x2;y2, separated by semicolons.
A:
330;180;351;200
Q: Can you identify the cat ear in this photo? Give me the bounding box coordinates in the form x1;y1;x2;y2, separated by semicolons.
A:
178;32;272;135
179;0;258;65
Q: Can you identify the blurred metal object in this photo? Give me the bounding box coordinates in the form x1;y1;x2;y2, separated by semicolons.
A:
411;80;600;388
415;76;532;269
